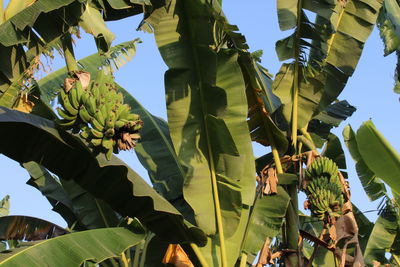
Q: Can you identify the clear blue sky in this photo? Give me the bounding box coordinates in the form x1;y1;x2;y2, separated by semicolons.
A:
0;0;399;227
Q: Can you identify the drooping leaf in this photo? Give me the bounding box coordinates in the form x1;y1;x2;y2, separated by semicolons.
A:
79;4;115;53
352;204;374;252
377;8;400;56
364;204;399;266
355;121;400;195
343;124;387;201
0;227;144;266
322;133;346;170
379;0;400;94
0;196;10;217
0;0;86;107
240;53;288;154
0;216;68;241
313;100;356;127
23;161;81;229
274;0;383;129
242;187;291;255
0;107;206;245
60;179;120;229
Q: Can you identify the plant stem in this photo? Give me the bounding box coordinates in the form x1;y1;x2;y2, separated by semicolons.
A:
239;252;248;267
291;0;303;150
60;34;79;73
132;242;142;267
265;122;283;174
190;243;210;267
139;234;153;267
120;252;129;267
285;185;300;267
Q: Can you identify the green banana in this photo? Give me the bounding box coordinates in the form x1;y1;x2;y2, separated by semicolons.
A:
91;117;104;132
90;128;104;139
57;107;76;121
79;106;92;124
59;90;78;116
68;86;79;109
91;138;102;147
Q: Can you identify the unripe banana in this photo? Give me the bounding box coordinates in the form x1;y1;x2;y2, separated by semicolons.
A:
59;90;78;116
91;118;104;132
68;86;79;109
90;128;104;139
57;107;76;121
79;106;92;124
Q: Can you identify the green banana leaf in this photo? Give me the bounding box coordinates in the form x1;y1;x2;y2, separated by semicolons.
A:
377;0;400;94
0;215;68;241
352;204;374;252
0;107;206;245
0;196;10;217
378;11;400;56
23;161;81;229
383;0;400;39
343;124;387;201
25;161;120;231
322;133;346;170
0;227;144;266
79;4;115;53
60;179;120;229
313;100;356;128
274;0;382;129
242;187;291;255
240;53;288;154
150;0;256;264
364;204;400;265
35;40;193;220
0;0;86;107
98;0;154;22
356;121;400;195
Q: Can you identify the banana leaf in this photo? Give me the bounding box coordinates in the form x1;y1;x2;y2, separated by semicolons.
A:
25;161;120;231
0;216;68;241
343;124;387;201
356;121;400;195
0;227;144;266
239;53;288;154
23;161;81;229
150;0;256;264
242;187;291;255
322;133;346;170
79;4;115;53
60;179;120;229
0;107;206;245
364;204;400;265
0;0;86;107
274;0;382;129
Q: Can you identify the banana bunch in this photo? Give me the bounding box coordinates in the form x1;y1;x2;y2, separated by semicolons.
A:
57;75;83;128
304;157;341;187
304;157;344;223
306;176;344;221
57;69;142;160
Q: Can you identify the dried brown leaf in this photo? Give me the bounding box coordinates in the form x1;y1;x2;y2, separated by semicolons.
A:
162;244;194;267
14;93;34;114
75;71;91;90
